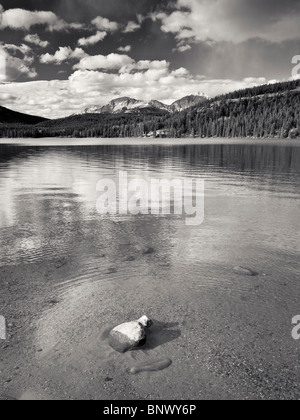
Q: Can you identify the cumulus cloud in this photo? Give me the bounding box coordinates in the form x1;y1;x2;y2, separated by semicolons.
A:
68;70;269;111
154;0;300;43
78;31;107;47
0;55;5;81
0;44;37;81
134;60;169;71
123;13;146;33
0;4;83;31
0;79;76;117
118;45;132;53
123;21;141;33
24;34;49;48
174;44;192;53
0;47;272;120
73;53;135;72
74;54;173;76
40;47;87;65
3;43;32;55
91;16;119;32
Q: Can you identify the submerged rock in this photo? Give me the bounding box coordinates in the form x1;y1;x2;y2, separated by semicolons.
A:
109;316;153;353
234;266;259;277
129;358;172;375
142;247;155;255
106;267;117;275
124;256;136;262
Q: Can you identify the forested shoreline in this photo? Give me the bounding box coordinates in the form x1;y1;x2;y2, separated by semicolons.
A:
1;80;299;139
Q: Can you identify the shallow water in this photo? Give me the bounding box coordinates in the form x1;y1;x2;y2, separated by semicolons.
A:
0;139;299;400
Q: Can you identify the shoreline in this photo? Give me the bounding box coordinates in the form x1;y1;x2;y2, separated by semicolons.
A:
1;137;300;147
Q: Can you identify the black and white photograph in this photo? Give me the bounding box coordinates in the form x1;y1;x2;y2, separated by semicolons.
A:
0;0;300;403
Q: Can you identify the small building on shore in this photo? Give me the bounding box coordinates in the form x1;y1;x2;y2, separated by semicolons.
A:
146;129;170;138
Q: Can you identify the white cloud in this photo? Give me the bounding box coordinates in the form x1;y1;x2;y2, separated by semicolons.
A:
123;13;147;33
0;53;5;81
118;45;132;53
73;53;135;72
40;47;87;65
78;31;107;47
0;4;83;31
66;72;270;113
243;77;268;84
0;79;76;117
2;43;32;55
91;16;119;32
74;54;171;75
0;41;37;80
0;44;37;80
134;60;169;71
0;49;272;119
154;0;300;43
174;45;192;53
24;34;49;48
123;21;141;33
136;14;146;25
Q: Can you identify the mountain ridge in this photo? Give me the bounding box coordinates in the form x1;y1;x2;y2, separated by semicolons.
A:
83;95;208;115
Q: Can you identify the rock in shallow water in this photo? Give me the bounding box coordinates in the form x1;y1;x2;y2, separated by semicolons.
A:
234;266;259;277
129;358;172;375
109;316;153;353
142;247;155;255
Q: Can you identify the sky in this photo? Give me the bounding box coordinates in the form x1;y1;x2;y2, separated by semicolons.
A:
0;0;299;119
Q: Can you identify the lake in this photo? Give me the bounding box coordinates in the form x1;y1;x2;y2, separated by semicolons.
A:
0;138;299;400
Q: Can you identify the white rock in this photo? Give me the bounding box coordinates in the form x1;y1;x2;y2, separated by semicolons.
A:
109;316;153;353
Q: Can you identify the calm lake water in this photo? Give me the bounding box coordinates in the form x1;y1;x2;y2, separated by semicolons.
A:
0;139;299;400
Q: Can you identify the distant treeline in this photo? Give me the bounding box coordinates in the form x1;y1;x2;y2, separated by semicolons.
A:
0;80;299;139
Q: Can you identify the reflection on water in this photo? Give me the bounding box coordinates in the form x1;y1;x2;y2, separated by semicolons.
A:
0;142;299;268
1;141;299;316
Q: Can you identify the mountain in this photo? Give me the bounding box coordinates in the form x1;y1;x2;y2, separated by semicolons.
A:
83;97;170;115
170;95;208;112
0;105;48;125
83;95;207;115
1;80;299;139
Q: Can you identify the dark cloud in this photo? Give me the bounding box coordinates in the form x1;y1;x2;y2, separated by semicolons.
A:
223;0;300;33
228;0;300;22
0;0;167;23
56;0;165;22
186;39;299;81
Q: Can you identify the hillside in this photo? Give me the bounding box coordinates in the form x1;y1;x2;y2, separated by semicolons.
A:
0;105;48;125
166;79;300;139
0;80;299;138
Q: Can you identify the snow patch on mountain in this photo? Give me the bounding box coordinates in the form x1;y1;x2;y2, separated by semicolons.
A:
82;95;208;115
